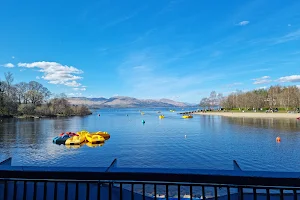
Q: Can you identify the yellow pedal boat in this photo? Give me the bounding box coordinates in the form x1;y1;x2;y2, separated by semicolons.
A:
65;131;86;145
159;115;165;119
91;131;111;140
86;133;105;143
182;115;193;118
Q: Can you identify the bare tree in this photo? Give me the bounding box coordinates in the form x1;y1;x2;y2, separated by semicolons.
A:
209;91;217;106
199;97;210;109
4;72;14;98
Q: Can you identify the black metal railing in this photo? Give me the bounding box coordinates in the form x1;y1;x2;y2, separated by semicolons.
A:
1;158;300;200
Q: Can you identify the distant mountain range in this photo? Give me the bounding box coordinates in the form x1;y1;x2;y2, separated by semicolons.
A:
67;96;196;108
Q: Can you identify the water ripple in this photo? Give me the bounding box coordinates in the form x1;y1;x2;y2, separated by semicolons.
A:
0;108;300;171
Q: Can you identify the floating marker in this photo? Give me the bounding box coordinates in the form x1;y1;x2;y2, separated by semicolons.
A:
276;136;281;142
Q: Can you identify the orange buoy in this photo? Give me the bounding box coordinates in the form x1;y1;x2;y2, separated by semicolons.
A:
276;137;281;142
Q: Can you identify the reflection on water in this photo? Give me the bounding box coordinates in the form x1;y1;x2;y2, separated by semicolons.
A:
62;141;106;149
0;108;300;172
85;142;105;148
224;117;300;133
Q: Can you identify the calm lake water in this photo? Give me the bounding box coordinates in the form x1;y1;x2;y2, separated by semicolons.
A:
0;108;300;172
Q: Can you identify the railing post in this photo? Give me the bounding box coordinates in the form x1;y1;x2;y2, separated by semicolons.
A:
0;157;12;166
233;160;241;171
233;160;243;200
106;158;118;187
106;158;117;172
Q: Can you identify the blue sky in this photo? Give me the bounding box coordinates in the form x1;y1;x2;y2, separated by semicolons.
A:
1;0;300;103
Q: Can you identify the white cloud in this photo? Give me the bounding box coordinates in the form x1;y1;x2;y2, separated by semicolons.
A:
277;75;300;82
18;61;83;87
73;87;86;91
36;76;40;79
237;21;249;26
12;56;15;59
252;76;272;84
1;63;14;68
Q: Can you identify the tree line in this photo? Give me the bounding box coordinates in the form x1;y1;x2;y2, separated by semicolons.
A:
0;72;91;117
200;85;300;111
199;91;224;108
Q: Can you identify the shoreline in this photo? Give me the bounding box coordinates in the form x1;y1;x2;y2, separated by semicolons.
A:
0;113;93;119
194;112;300;119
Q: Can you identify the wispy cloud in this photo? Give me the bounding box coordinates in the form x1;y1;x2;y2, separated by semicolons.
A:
73;87;86;91
18;61;85;88
210;51;222;57
1;63;14;68
132;65;148;70
118;51;223;102
156;0;184;16
277;75;300;83
252;76;272;84
237;21;250;26
274;29;300;44
291;51;300;55
102;14;135;29
226;82;243;88
67;92;82;96
100;7;145;31
258;86;267;89
11;56;15;59
36;76;40;79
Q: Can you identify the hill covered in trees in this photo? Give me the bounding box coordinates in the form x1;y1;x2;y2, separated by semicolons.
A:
0;72;91;118
200;85;300;111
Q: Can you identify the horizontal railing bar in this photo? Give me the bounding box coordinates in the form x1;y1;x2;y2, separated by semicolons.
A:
1;178;300;190
1;170;300;187
2;166;300;178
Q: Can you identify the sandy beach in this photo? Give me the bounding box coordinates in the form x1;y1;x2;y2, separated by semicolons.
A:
194;112;300;119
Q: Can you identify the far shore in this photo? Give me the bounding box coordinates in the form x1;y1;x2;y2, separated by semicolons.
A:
194;111;300;119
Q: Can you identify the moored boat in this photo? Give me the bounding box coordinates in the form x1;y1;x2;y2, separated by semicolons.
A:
92;131;111;140
65;131;86;145
85;133;105;143
182;115;193;119
53;134;70;145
